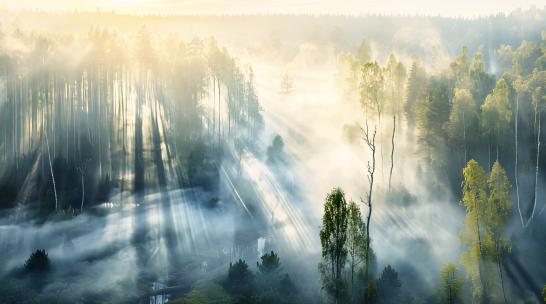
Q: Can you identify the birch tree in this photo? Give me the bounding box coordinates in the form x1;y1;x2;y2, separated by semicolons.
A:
319;188;349;304
460;159;488;302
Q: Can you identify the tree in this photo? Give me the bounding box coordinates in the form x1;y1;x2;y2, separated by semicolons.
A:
360;62;385;121
364;281;378;304
468;52;495;104
496;44;513;73
446;88;478;165
279;273;297;296
405;58;427;125
267;135;285;163
528;84;544;227
228;259;254;297
439;263;463;304
360;62;385;177
280;74;294;95
384;54;406;190
512;40;541;76
512;76;529;228
486;161;511;303
257;251;281;274
356;39;371;63
376;265;402;304
450;47;470;87
416;77;451;167
24;249;50;273
480;78;512;161
460;159;488;302
346;201;367;302
319;188;349;303
362;121;377;285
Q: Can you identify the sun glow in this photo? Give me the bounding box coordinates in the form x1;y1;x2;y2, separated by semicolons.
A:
98;0;150;12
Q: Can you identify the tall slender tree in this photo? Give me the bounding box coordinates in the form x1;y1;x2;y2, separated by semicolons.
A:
319;188;349;304
460;159;488;303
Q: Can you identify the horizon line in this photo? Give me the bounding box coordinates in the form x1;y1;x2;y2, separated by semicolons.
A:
0;5;544;20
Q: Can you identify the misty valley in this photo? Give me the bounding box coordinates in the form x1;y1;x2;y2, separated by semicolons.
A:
0;7;545;304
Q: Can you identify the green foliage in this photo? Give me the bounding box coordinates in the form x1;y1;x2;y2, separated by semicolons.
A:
416;76;451;166
445;88;479;159
459;160;513;303
278;274;297;296
468;53;495;102
496;44;513;72
364;280;378;304
319;188;349;302
227;259;254;297
223;253;303;304
485;161;512;241
542;284;546;302
480;78;512;142
346;201;367;264
257;251;281;274
512;40;542;76
460;160;487;301
405;59;427;125
346;201;368;302
376;265;402;304
384;54;407;116
439;263;463;304
174;280;234;304
360;61;385;117
450;47;470;86
24;249;50;273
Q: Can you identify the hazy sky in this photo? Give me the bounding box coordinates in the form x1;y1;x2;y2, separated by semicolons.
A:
2;0;544;17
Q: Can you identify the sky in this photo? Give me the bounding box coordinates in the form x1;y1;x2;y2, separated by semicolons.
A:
1;0;544;17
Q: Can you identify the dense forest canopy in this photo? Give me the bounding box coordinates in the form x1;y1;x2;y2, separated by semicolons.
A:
0;5;544;304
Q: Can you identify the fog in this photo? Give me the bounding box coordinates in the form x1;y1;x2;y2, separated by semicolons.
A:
0;7;544;304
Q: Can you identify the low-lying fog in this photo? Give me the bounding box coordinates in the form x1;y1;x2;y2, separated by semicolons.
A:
0;10;544;303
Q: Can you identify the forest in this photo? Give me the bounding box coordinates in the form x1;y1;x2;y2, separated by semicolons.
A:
0;4;544;304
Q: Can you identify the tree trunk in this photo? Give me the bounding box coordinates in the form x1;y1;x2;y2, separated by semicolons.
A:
476;211;487;303
45;128;58;211
515;94;524;227
462;108;467;164
528;111;541;227
80;169;85;212
389;115;395;191
363;122;376;285
496;243;508;304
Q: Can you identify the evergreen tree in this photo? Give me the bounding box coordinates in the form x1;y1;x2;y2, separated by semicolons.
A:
376;265;402;304
416;77;451;167
257;251;281;274
405;59;427;125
